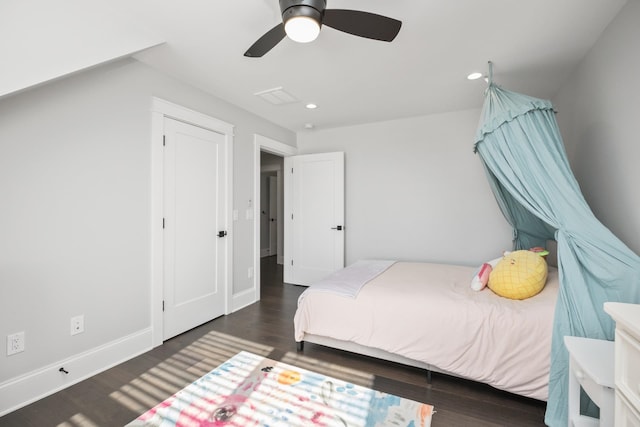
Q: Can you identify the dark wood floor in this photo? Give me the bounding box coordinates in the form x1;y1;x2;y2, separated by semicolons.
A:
0;257;547;426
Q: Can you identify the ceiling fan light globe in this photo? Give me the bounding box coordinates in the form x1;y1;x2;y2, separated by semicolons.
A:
285;16;320;43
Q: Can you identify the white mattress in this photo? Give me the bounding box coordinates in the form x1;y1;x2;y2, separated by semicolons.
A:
294;261;559;401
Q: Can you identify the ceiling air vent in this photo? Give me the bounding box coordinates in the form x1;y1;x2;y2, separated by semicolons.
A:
254;87;299;105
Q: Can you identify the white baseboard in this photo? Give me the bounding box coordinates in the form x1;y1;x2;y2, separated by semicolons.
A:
231;287;256;313
0;327;153;416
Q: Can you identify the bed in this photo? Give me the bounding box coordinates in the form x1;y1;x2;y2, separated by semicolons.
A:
293;258;559;401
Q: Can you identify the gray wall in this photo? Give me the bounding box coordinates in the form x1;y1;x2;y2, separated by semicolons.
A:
554;0;640;255
0;58;295;387
297;109;514;266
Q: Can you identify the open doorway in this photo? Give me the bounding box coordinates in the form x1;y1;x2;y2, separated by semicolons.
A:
253;134;297;304
260;152;284;289
260;152;284;263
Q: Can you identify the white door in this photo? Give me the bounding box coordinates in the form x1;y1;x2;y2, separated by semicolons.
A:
276;171;284;265
163;117;227;340
284;152;344;285
268;176;277;256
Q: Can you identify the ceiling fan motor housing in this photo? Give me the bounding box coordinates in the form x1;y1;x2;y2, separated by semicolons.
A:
280;0;326;25
244;0;401;57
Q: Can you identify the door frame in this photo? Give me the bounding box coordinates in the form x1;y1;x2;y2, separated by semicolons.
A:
150;97;234;347
252;134;296;303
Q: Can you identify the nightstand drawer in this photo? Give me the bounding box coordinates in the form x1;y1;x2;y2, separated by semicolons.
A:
617;390;640;426
616;329;640;408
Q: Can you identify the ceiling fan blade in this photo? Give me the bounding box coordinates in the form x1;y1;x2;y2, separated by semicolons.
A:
244;23;286;57
323;9;401;42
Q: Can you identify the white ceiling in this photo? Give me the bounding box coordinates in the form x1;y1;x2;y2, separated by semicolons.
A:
20;1;633;132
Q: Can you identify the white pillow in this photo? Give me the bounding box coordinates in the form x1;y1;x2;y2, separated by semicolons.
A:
471;262;492;291
470;252;510;291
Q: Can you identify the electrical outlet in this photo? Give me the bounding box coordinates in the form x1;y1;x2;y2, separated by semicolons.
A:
248;266;254;279
7;332;25;356
70;315;84;336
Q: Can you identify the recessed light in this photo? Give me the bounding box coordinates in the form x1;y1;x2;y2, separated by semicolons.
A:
305;103;318;109
467;72;483;80
304;123;315;129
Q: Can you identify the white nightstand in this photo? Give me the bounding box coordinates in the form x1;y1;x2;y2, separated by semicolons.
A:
564;336;615;427
604;302;640;427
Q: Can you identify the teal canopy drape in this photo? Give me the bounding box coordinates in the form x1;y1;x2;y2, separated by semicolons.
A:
474;83;640;426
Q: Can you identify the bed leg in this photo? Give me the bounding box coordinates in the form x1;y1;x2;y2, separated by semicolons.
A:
426;370;432;385
296;341;304;352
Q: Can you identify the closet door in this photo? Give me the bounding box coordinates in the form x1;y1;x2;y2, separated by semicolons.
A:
163;117;227;340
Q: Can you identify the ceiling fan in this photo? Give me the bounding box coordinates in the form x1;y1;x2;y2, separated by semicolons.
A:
244;0;402;57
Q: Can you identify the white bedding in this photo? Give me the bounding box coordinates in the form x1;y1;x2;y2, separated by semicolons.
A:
306;259;396;298
294;261;559;401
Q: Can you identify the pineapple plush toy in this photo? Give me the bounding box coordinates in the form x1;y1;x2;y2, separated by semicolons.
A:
488;250;548;299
